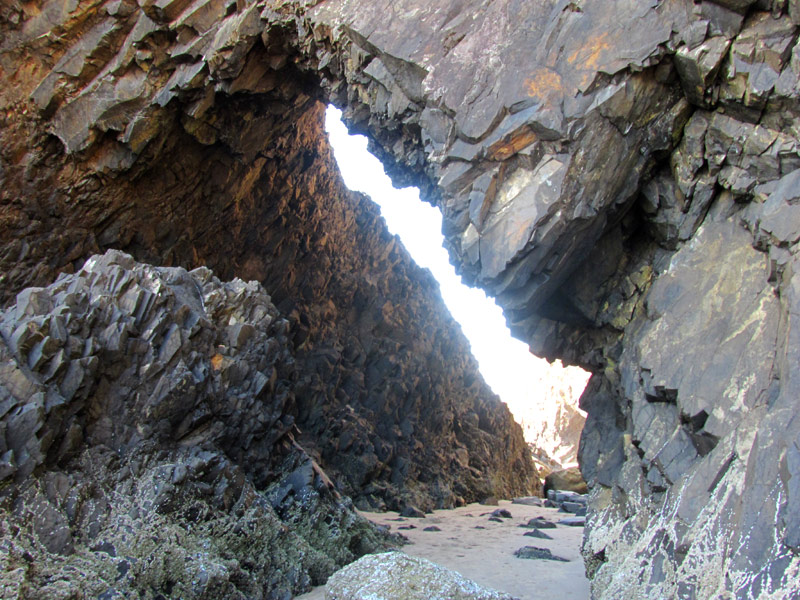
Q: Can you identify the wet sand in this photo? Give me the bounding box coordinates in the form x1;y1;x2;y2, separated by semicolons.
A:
296;500;590;599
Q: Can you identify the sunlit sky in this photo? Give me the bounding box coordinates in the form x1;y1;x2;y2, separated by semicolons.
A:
324;106;585;408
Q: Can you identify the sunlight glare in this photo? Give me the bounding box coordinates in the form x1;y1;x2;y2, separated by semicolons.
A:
324;106;589;428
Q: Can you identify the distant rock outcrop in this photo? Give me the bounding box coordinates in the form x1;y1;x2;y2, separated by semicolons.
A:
503;365;589;476
292;3;800;597
544;468;588;496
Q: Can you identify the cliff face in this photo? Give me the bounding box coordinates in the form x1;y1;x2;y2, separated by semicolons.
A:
2;0;800;598
0;1;537;514
293;2;799;597
0;250;393;598
0;1;540;596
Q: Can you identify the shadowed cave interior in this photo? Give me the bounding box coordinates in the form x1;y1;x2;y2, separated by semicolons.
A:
0;27;542;594
3;1;800;598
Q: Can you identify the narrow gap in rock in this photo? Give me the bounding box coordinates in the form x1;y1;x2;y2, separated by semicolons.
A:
325;106;591;477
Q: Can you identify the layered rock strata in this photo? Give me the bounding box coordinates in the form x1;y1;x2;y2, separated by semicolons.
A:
0;0;538;514
4;0;800;598
297;3;800;598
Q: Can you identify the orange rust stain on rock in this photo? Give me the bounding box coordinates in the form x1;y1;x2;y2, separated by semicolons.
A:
487;127;538;161
567;31;611;73
524;68;564;99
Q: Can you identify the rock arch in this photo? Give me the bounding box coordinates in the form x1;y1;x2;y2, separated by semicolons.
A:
2;0;800;598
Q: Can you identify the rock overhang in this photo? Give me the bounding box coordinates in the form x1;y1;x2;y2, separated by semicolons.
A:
4;0;800;598
1;0;541;530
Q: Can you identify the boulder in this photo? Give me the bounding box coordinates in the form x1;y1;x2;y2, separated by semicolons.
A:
325;552;515;600
513;546;569;562
520;517;557;530
400;506;427;519
523;529;553;540
558;517;586;528
544;468;588;495
511;497;543;507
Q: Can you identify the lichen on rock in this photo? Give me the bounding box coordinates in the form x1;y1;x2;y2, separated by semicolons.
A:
0;251;393;598
4;0;800;598
325;551;516;600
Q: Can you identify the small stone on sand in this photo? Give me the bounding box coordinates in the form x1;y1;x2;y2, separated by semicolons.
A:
523;529;553;540
514;546;569;562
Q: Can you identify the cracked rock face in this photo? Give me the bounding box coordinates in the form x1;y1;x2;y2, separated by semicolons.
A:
0;0;538;516
3;0;800;598
0;250;394;599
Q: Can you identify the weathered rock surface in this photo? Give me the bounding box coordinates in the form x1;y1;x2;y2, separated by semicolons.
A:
4;0;800;598
542;489;588;517
325;551;515;600
523;529;553;540
557;516;585;528
295;3;800;598
520;517;557;530
0;0;538;513
0;250;392;598
513;546;569;562
543;468;588;496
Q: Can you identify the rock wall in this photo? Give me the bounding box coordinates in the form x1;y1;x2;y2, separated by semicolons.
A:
4;0;800;598
0;0;538;516
0;250;393;598
286;1;800;597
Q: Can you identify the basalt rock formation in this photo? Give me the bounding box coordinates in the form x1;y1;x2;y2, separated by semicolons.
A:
0;0;537;514
0;250;394;598
3;0;800;598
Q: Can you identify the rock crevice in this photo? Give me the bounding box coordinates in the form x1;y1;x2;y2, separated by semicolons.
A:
0;0;538;513
4;0;800;598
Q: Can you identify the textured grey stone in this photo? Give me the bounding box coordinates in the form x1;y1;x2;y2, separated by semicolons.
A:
325;552;515;600
675;36;731;105
514;546;569;561
0;251;394;597
523;529;553;540
511;496;543;507
5;1;800;598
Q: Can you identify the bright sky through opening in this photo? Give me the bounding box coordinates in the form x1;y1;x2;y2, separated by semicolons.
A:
324;106;584;408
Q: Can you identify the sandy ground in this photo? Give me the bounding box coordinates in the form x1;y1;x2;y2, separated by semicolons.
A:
295;500;590;600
